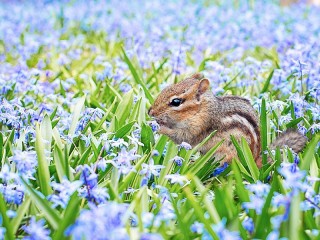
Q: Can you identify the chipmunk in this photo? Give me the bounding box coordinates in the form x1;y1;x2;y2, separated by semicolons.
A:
148;73;307;168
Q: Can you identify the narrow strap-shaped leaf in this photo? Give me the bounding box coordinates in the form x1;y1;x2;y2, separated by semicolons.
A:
261;69;274;93
52;193;81;240
121;48;154;103
20;178;61;229
301;133;320;171
260;98;268;173
35;124;52;196
241;138;259;181
0;194;15;240
11;196;31;234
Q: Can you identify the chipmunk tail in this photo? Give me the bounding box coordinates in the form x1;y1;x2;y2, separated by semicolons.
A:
270;129;308;153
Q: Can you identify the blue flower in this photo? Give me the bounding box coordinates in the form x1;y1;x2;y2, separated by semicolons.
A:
179;142;192;150
66;202;129;240
48;179;83;208
140;233;163;240
242;217;254;234
139;159;164;179
76;165;109;204
245;180;270;198
203;218;241;240
22;217;50;240
172;156;184;167
165;173;190;186
242;195;265;215
212;162;229;177
190;221;204;234
78;165;98;189
10;150;37;179
0;184;24;205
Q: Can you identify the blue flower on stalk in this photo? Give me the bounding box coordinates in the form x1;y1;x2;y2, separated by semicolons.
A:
76;165;109;204
242;195;265;215
81;134;92;147
66;202;129;240
245;181;270;198
22;217;50;240
10;150;37;179
0;226;5;240
242;217;254;234
266;230;280;240
172;156;184;166
202;218;241;240
0;164;24;205
165;173;190;186
149;121;159;132
0;164;18;183
48;179;83;208
95;63;113;81
78;165;98;189
278;163;307;191
140;233;163;240
190;221;204;234
107;148;141;175
212;162;229;177
0;184;24;205
179;142;192;150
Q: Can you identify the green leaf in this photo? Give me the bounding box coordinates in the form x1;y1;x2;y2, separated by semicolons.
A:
50;107;58;121
11;197;31;234
153;135;168;165
52;193;81;240
0;132;3;163
188;140;223;177
181;131;217;173
0;194;15;240
260;98;268;170
183;186;218;238
20;178;60;229
52;127;64;150
140;123;155;153
68;96;86;140
158;141;178;186
114;121;136;139
93;99;116;131
260;69;274;93
119;154;150;193
285;117;303;129
231;161;250;203
300;133;320;171
114;90;134;127
254;173;278;238
35;124;52;196
53;145;67;181
40;114;53;152
121;48;154;103
289;193;302;240
240;138;259;181
193;177;221;223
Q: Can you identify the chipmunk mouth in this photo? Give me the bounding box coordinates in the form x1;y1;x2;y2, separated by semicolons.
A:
154;118;173;129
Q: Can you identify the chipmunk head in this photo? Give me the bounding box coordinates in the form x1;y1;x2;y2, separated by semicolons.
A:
148;73;212;144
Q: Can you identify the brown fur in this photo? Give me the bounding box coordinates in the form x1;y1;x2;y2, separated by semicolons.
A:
270;129;307;153
149;73;307;168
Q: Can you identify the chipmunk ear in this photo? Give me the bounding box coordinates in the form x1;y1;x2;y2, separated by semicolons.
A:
190;72;204;80
196;78;210;100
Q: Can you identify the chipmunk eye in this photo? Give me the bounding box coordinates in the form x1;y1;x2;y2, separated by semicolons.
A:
170;98;183;107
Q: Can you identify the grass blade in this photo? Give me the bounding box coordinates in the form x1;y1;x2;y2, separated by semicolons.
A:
35;124;52;196
121;48;154;103
20;178;60;229
0;195;15;240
